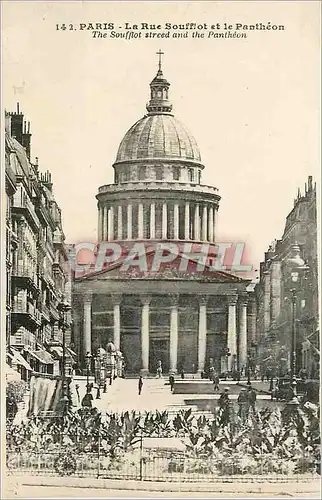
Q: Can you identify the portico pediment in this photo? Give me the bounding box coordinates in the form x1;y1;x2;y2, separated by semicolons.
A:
76;246;248;284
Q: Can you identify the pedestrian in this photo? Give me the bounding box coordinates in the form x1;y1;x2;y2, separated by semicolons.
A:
138;375;143;395
75;384;80;405
247;385;257;414
169;373;175;392
237;388;248;421
213;372;220;391
180;368;185;379
6;393;18;420
218;387;230;424
81;388;93;408
156;360;162;378
209;366;214;381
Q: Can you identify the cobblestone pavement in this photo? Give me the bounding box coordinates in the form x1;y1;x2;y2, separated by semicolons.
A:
76;377;278;414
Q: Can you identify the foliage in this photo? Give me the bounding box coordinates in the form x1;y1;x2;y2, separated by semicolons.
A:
6;403;321;477
6;380;28;403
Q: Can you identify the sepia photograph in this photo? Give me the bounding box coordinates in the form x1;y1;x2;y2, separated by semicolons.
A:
1;1;321;498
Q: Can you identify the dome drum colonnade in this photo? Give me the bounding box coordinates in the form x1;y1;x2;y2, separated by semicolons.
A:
74;53;253;374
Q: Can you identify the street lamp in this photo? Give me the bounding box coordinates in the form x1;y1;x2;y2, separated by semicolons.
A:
57;296;71;413
285;244;309;406
85;351;91;390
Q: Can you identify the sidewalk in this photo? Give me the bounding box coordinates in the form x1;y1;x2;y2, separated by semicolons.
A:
4;474;321;498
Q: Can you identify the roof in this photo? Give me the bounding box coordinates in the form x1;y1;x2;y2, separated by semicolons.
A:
115;114;201;164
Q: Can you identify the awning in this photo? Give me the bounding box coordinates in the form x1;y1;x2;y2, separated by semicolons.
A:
67;347;77;357
28;349;54;365
50;346;63;358
10;349;32;371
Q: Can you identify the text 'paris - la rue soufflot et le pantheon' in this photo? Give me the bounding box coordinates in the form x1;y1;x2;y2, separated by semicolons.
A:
59;22;286;32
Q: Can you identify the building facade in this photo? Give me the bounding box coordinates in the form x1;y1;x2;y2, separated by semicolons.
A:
255;176;319;378
73;60;256;375
5;105;73;380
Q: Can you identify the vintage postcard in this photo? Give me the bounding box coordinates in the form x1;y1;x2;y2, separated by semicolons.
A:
1;0;321;498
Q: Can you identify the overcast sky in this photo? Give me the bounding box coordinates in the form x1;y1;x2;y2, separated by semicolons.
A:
2;1;320;275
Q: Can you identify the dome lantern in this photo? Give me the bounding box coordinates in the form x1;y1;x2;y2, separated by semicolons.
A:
146;50;173;115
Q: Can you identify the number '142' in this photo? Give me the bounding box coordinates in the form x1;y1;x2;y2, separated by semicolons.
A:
56;24;75;30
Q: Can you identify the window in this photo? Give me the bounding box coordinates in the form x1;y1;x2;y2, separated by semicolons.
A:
198;171;201;184
173;166;180;181
155;168;163;181
188;169;194;182
115;171;120;183
123;167;130;182
138;166;146;181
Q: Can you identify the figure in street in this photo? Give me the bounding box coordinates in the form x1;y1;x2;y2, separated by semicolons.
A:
75;384;80;405
247;384;257;414
169;373;175;392
218;387;230;424
237;388;248;421
156;360;163;378
6;393;18;420
138;375;143;395
213;371;220;391
81;388;94;408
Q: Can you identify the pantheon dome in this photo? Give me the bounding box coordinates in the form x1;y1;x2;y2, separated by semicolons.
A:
116;114;201;164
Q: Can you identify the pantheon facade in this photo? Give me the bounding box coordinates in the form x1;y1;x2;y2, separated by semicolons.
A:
72;58;256;375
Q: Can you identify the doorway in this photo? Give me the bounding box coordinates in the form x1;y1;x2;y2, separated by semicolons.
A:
149;338;169;374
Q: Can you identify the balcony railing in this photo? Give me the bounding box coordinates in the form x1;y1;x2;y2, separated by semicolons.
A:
13;196;39;227
12;303;42;324
10;330;36;350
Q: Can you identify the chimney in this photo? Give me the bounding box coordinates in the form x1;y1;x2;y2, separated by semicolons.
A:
22;120;32;159
41;170;53;192
308;175;313;192
5;111;12;133
10;102;24;144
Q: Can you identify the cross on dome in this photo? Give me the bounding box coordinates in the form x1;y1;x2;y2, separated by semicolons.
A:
156;49;164;71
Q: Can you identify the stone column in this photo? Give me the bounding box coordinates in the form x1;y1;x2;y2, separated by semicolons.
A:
227;295;237;372
239;297;248;371
138;203;144;239
169;294;179;373
198;296;208;374
98;206;102;242
194;204;200;241
213;208;217;243
103;206;108;241
248;296;257;345
184;202;190;240
150;203;156;239
112;294;122;351
209;207;214;243
141;296;151;373
162;203;167;239
263;271;271;334
270;261;281;322
202;205;208;241
127;204;132;240
108;206;114;241
83;294;92;358
117;205;123;240
174;204;179;240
